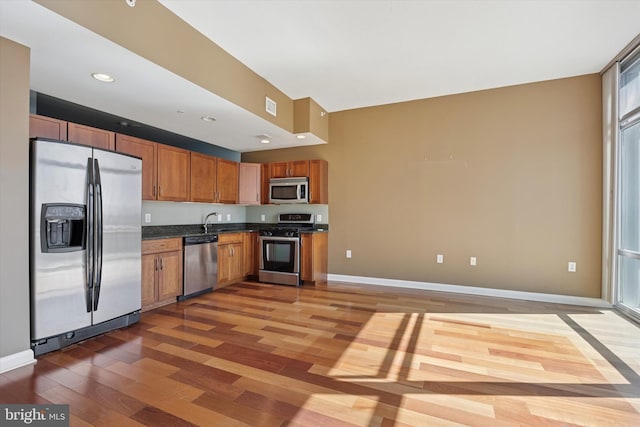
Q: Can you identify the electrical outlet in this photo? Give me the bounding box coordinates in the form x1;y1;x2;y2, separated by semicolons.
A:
436;254;444;264
144;213;151;224
260;214;266;222
470;256;477;266
226;213;231;221
317;214;322;223
568;261;577;272
346;250;352;259
217;214;222;222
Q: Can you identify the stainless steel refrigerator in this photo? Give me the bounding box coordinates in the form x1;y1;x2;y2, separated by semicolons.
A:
30;138;142;356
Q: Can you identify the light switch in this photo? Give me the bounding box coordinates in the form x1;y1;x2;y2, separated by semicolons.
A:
260;214;266;222
317;214;322;223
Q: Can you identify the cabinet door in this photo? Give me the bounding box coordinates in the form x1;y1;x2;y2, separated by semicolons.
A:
261;163;270;204
158;250;182;301
243;232;258;276
67;122;115;150
301;233;328;284
230;242;244;281
239;163;261;205
218;244;232;284
190;152;217;203
141;254;157;307
309;159;328;204
270;162;289;178
217;159;239;204
289;160;310;177
300;234;313;282
157;144;190;201
116;134;158;200
29;114;67;140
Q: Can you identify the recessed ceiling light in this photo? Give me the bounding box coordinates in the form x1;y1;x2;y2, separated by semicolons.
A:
296;134;306;140
91;73;115;83
257;134;271;144
201;116;216;122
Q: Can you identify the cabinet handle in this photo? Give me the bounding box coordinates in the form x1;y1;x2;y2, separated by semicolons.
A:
153;185;157;197
160;257;164;270
155;257;158;271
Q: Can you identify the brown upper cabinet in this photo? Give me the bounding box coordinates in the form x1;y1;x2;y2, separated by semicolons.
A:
308;159;328;204
190;152;239;204
67;122;115;150
270;160;310;178
157;144;190;202
261;163;270;205
29;114;67;140
217;158;239;204
115;134;158;200
239;163;261;205
190;152;217;203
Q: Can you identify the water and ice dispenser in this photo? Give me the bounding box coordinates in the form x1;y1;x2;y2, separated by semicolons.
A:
40;203;86;253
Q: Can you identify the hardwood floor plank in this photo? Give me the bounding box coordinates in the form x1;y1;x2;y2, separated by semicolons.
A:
2;280;638;426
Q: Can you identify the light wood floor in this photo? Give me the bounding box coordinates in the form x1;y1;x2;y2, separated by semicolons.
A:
2;281;639;426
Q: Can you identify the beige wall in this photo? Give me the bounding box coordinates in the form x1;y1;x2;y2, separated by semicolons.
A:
244;74;603;298
0;37;31;357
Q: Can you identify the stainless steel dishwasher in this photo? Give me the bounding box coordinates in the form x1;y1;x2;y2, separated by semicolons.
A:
181;234;218;300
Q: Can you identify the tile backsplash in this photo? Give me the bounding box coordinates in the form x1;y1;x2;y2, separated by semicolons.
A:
142;201;328;226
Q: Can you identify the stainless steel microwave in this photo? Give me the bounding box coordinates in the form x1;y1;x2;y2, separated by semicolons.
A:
269;177;309;204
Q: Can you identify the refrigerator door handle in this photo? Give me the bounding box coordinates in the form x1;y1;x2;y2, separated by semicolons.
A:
85;158;94;313
93;158;104;311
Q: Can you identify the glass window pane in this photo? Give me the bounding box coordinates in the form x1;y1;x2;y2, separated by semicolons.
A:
620;56;640;118
620;122;640;252
618;255;640;310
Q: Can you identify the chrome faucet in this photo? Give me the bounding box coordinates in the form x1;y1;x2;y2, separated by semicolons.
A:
203;212;218;233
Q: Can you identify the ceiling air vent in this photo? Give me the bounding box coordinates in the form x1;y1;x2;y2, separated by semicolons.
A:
265;96;277;117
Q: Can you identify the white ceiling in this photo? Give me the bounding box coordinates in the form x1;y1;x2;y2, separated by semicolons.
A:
161;0;640;112
1;0;639;153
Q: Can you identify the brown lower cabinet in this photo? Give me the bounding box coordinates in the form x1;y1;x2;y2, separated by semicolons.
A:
141;238;183;311
301;232;328;285
243;231;259;276
218;233;244;287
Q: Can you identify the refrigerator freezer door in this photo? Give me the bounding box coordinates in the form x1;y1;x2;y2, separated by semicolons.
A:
31;140;93;340
91;148;142;324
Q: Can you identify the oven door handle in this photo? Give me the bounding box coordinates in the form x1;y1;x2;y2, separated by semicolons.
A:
259;236;299;242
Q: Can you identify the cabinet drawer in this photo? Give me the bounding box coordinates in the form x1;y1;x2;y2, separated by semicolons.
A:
218;232;243;244
142;237;182;254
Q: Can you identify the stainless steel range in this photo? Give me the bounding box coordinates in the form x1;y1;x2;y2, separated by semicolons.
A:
258;213;315;286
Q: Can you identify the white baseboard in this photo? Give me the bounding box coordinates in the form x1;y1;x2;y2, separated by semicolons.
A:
327;274;611;308
0;349;35;374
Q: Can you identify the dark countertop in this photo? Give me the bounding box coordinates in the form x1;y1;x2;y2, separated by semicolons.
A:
142;223;329;240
